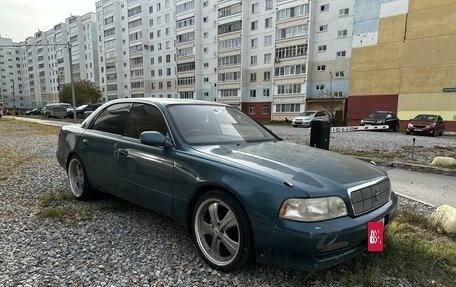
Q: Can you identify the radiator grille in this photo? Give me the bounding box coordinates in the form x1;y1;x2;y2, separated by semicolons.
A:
350;179;391;215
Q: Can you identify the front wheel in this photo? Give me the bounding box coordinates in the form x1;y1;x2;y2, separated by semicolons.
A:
192;191;253;272
67;155;93;201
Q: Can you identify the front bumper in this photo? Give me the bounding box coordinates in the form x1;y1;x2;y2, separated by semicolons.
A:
252;193;398;270
292;121;311;127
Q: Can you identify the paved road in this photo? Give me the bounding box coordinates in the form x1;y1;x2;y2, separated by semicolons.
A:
386;167;456;207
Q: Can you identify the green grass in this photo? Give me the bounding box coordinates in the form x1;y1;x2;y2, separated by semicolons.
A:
0;147;31;180
36;190;95;222
285;209;456;286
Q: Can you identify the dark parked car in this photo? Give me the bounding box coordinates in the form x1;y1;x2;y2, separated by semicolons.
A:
407;114;444;136
74;104;101;119
25;107;42;115
56;99;397;272
360;111;400;131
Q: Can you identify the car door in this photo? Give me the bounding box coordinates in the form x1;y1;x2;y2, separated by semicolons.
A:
115;103;174;217
79;102;132;194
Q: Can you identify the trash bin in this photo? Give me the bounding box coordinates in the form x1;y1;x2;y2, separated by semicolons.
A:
310;120;330;150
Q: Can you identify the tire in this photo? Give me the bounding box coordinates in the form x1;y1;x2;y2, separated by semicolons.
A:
432;129;437;137
192;191;253;272
292;125;297;128
67;155;93;201
406;131;410;135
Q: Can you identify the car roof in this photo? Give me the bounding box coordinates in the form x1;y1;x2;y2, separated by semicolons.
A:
105;98;227;108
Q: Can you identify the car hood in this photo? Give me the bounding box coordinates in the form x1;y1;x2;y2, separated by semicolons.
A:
409;120;434;126
192;141;386;197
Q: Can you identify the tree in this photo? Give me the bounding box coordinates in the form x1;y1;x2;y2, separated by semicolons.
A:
59;79;102;107
318;88;345;126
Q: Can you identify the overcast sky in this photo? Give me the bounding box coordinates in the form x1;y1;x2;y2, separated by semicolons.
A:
0;0;97;42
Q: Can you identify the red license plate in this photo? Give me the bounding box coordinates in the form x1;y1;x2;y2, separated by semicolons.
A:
367;220;384;252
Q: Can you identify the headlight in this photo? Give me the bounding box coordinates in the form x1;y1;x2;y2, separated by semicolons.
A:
279;197;348;222
360;120;364;124
376;120;383;124
408;123;413;128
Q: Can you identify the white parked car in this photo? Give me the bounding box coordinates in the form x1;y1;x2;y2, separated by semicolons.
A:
292;111;330;128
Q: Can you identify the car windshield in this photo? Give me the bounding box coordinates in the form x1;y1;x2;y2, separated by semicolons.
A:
368;112;388;119
168;105;277;145
414;115;437;122
298;112;316;116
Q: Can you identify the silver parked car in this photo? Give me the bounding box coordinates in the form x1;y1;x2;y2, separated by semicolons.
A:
292;111;330;128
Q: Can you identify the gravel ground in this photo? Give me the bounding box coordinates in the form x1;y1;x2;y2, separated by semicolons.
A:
0;122;444;286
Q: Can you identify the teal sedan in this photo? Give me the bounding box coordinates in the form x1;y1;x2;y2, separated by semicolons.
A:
56;98;397;272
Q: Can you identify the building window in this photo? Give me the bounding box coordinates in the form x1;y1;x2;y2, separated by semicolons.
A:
251;38;258;48
249;106;256;114
275;44;307;59
249;89;256;98
333;91;344;97
265;17;272;28
277;84;301;94
316;65;326;71
204;92;209;97
252;3;259;13
250;55;257;66
263;88;270;97
276;104;301;113
264;53;272;63
266;0;273;10
320;4;329;12
203;17;208;22
250;73;257;82
337;29;348;37
251;21;258;31
318;45;327;52
277;4;309;21
336;50;347;58
315;84;325;91
264;35;272;46
339;8;349;16
264;71;271;81
319;25;328;33
262;106;270;114
335;71;345;78
276;24;308;39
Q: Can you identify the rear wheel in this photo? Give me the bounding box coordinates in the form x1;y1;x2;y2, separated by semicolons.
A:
67;155;93;201
192;191;253;272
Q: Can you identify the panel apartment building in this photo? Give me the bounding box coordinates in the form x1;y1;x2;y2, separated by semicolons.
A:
1;12;99;110
96;0;354;122
0;37;28;111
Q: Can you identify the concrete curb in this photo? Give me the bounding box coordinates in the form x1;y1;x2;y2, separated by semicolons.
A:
356;156;456;177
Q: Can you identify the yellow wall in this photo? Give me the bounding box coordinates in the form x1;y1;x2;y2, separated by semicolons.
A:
398;93;456;120
350;0;456;123
377;15;406;44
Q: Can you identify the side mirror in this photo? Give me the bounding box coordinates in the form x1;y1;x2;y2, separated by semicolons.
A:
140;131;172;147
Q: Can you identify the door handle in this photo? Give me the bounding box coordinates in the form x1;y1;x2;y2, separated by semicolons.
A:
117;149;128;158
82;139;89;145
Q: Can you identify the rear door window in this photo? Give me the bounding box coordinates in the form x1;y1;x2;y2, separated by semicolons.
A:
90;103;132;135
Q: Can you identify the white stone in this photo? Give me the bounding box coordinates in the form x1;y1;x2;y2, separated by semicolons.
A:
430;205;456;234
431;157;456;167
